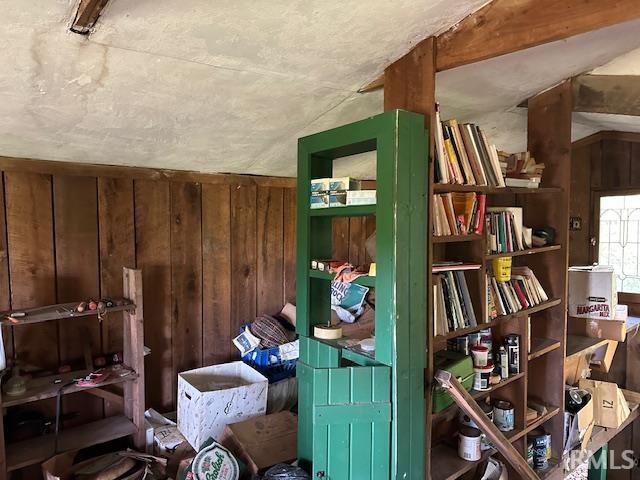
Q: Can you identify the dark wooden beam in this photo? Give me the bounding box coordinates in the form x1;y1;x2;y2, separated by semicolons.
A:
70;0;110;35
361;0;640;91
573;74;640;116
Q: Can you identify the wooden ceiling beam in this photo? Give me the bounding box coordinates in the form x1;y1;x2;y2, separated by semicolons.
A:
361;0;640;92
573;74;640;116
70;0;111;35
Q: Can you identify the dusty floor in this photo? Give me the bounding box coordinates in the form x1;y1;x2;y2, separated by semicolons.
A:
566;462;588;480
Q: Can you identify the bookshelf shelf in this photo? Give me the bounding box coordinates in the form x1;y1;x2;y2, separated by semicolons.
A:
308;269;376;287
432;372;525;420
434;298;562;350
433;184;563;195
309;205;375;217
433;234;482;244
483;244;561;260
528;337;561;361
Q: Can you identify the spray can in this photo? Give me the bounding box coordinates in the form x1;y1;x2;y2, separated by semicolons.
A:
505;334;520;375
499;346;509;379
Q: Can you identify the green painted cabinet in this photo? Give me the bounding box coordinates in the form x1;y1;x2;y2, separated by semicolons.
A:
296;110;429;479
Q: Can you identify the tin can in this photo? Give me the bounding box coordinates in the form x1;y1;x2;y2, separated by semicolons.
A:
458;427;482;461
460;401;494;429
505;334;520;375
493;400;515;432
529;429;551;471
474;362;494;391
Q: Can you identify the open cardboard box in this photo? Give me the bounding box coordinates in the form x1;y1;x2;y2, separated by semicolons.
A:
564;394;594;454
579;379;631;429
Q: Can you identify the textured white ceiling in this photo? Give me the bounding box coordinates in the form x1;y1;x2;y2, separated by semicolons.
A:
0;0;488;176
1;2;639;179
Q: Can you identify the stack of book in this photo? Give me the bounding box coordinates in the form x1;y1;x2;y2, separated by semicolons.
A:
433;263;480;335
487;267;549;318
434;105;505;187
485;206;527;254
433;192;486;236
503;151;545;188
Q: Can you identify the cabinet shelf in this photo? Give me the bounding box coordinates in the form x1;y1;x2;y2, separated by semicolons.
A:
433;234;482;244
0;302;135;326
308;269;375;287
528;338;561;361
433;184;562;195
309;205;375;217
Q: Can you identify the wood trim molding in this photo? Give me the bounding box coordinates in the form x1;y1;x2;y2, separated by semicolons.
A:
71;0;111;34
0;156;296;188
572;131;640;150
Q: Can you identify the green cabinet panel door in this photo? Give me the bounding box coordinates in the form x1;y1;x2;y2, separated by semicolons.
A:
297;110;429;480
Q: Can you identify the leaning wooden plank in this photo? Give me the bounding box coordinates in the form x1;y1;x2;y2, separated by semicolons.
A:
134;179;172;410
435;370;538;480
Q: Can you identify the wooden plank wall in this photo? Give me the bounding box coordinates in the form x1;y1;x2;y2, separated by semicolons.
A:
0;158;372;415
569;133;640;265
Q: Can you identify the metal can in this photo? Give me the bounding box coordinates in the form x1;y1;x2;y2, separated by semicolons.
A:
458;427;482;461
505;334;520;375
460;401;494;429
493;400;515;432
529;429;551;471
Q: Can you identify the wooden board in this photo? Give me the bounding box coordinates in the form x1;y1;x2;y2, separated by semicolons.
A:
0;174;12;361
170;182;203;374
257;187;284;315
134;179;172;410
98;177;135;354
601;139;631;190
435;0;640;71
332;217;350;261
283;188;297;304
202;183;232;366
230;184;257;339
5;172;57;369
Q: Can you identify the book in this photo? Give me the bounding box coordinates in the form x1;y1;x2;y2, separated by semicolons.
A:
486;207;524;254
445;120;476;185
433;193;486;237
432;262;482;272
433;269;479;333
486;267;549;317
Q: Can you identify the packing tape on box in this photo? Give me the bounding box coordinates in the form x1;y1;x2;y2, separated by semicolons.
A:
314;325;343;340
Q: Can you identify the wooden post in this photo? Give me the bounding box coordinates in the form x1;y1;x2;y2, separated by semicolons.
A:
122;267;145;449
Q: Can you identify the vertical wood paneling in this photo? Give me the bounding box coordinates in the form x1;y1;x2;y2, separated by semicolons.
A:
0;175;12;361
257;187;284;315
202;184;232;366
332;217;350;261
98;177;135;353
135;179;173;410
53;175;102;422
171;182;203;375
348;218;366;265
601;139;631;190
283;188;297;304
54;176;101;362
231;184;257;334
630;142;640;187
5;172;57;369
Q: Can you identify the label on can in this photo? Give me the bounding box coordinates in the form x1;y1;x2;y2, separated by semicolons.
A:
506;334;520;375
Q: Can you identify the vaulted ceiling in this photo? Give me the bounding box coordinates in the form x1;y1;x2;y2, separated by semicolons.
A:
1;1;639;179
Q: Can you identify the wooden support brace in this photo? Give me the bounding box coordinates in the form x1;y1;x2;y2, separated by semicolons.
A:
435;370;539;480
70;0;110;35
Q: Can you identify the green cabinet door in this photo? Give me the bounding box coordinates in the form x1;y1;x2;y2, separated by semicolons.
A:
298;361;391;480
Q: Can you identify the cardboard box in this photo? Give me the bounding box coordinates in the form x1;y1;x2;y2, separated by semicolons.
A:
565;353;590;386
177;362;268;450
563;395;594;454
579;379;631;428
568;266;617;320
220;411;297;474
568;304;628;342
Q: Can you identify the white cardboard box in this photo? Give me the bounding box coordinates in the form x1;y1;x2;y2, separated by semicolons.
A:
177;362;268;450
568;266;617;320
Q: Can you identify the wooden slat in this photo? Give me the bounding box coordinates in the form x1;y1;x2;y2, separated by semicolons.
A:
170;182;203;374
0;174;12;361
134;179;172;410
0;156;295;189
601;139;631;190
5;172;57;369
332;217;350;261
257;187;284;315
436;0;640;71
202;183;232;365
71;0;110;34
574;74;640;116
98;177;135;353
230;184;257;336
283;188;297;304
348;217;365;266
53;175;103;423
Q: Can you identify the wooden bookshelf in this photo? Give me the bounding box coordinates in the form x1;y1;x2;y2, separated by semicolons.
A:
422;83;572;479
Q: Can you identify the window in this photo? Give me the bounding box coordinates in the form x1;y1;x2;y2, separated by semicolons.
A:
598;194;640;293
